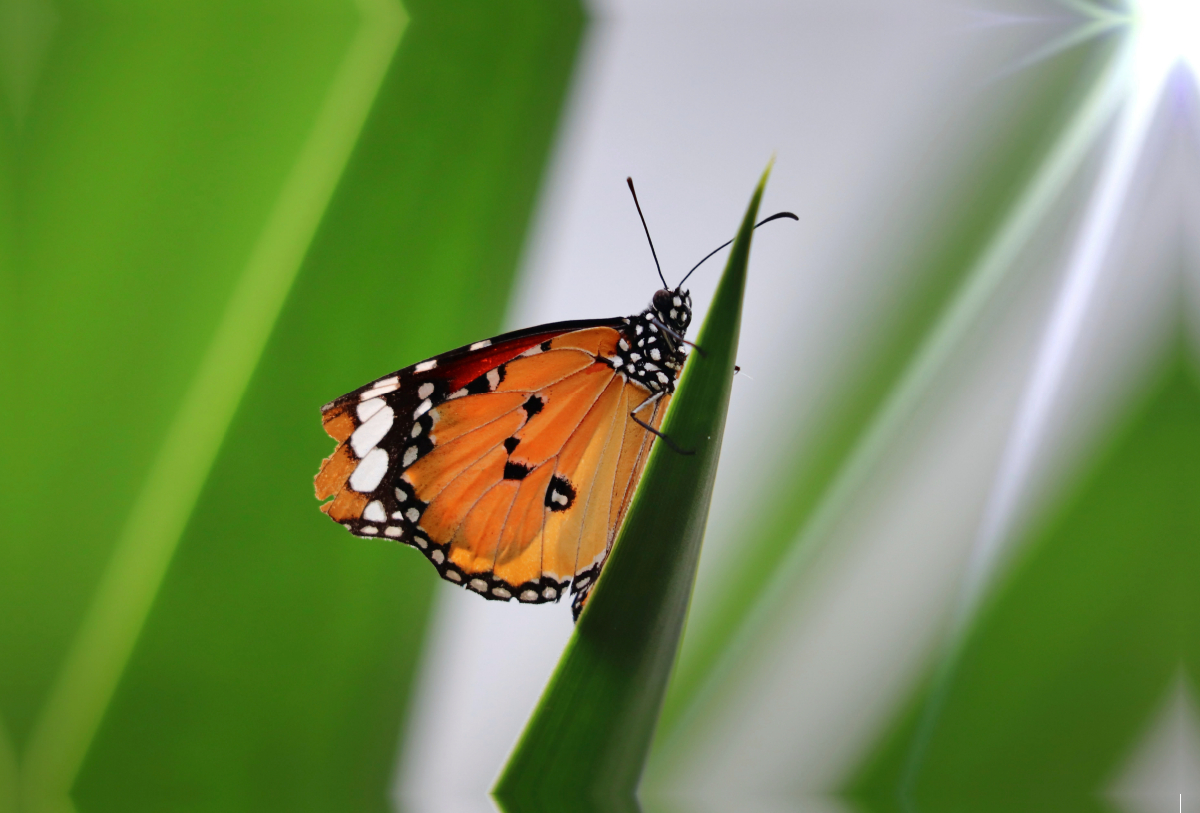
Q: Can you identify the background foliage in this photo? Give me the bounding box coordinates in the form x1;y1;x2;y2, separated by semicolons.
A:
1;1;581;809
3;1;1197;812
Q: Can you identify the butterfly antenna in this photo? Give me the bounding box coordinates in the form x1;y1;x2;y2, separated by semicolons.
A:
627;177;669;289
676;211;798;289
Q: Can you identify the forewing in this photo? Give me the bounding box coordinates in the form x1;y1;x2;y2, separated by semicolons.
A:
315;316;679;617
315;319;625;603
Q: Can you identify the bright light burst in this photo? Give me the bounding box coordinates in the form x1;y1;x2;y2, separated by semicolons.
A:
960;0;1200;640
904;0;1200;792
1133;0;1200;85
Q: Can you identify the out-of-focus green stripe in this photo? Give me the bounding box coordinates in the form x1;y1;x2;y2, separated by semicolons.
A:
19;4;405;811
852;348;1200;806
653;35;1118;772
1;2;364;804
70;1;585;811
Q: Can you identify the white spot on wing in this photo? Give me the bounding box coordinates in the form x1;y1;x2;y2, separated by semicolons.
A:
431;549;444;564
542;586;557;599
470;340;492;350
486;369;500;389
356;398;386;422
361;526;379;535
406;507;420;523
385;526;403;537
469;578;487;592
411;423;422;438
349;447;389;492
492;587;511;599
447;388;468;400
360;376;399;400
418;382;434;399
395;488;407;502
363;500;387;522
445;570;461;582
350;405;394;457
520;589;538;602
415;359;437;373
403;446;419;467
413;399;432;419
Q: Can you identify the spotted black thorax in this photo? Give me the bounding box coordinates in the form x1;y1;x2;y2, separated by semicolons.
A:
609;288;692;395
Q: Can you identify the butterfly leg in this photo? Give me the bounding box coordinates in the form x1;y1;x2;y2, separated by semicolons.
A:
631;391;693;455
632;391;663;415
650;316;707;357
630;412;694;455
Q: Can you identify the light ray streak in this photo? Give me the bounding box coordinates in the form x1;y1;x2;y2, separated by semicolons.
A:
993;17;1123;81
658;24;1132;761
958;31;1165;633
1051;0;1122;21
902;6;1183;795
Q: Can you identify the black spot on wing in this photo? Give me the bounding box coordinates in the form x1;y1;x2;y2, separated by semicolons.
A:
545;475;576;512
465;374;490;395
503;436;520;454
464;363;507;395
522;395;544;418
503;461;531;481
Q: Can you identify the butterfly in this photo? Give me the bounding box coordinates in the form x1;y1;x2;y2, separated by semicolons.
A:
315;179;795;619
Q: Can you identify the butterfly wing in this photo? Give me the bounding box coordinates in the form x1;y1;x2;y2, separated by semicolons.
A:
315;319;672;608
567;387;670;619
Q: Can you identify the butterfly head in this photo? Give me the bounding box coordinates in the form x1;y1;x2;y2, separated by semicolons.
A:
652;288;692;335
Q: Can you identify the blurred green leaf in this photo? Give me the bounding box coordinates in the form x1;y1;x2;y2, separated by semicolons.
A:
852;345;1200;806
0;1;584;811
655;36;1118;762
493;167;771;810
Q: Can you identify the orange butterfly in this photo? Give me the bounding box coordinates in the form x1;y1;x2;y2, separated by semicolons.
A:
315;181;795;619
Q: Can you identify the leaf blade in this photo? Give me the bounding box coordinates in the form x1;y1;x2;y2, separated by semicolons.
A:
493;165;772;808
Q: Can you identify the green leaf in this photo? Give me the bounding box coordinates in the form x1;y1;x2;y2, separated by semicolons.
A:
492;165;772;810
852;346;1200;808
0;2;586;811
653;37;1112;766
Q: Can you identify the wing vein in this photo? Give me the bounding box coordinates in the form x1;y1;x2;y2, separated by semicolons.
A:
569;381;626;583
543;368;616;587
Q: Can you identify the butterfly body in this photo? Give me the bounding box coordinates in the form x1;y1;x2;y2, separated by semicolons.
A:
316;288;693;618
